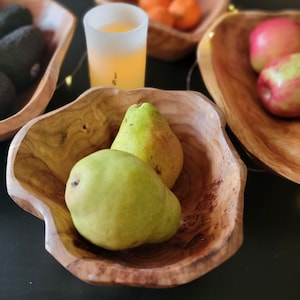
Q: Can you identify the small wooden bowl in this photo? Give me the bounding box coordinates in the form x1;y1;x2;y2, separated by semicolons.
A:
94;0;230;62
6;87;246;288
0;0;76;141
197;10;300;183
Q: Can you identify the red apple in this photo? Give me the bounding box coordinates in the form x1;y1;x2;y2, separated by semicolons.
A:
249;17;300;73
257;52;300;118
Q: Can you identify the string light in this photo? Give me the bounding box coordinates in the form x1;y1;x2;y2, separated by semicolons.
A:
208;31;215;39
56;51;87;90
65;75;72;87
228;3;239;13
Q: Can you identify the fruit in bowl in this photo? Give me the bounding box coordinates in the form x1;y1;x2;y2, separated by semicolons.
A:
6;87;246;287
138;0;202;31
0;4;47;119
65;148;182;251
257;53;300;118
66;102;184;251
94;0;229;61
197;10;300;184
248;16;300;118
249;17;300;73
0;3;32;38
0;0;76;141
111;102;184;189
0;24;46;92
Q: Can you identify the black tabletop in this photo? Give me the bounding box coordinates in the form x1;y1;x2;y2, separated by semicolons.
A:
1;1;300;299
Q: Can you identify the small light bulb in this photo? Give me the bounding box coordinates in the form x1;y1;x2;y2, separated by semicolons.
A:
228;4;239;13
208;31;215;39
65;75;72;87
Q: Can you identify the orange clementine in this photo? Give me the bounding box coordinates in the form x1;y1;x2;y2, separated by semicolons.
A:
138;0;171;12
147;6;175;27
169;0;202;30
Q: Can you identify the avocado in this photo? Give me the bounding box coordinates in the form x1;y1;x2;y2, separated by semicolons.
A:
0;4;32;39
0;71;16;120
0;25;46;91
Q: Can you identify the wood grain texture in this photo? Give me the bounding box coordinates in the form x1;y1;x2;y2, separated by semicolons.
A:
0;0;76;141
197;10;300;183
94;0;230;61
6;87;246;287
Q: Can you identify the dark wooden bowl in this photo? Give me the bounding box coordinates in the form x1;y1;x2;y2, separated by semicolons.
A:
6;87;246;287
0;0;76;141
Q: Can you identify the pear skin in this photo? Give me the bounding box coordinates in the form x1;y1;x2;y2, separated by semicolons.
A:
111;103;184;188
65;149;181;251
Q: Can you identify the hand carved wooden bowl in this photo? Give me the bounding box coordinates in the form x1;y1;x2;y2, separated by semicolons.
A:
94;0;230;62
197;10;300;183
6;87;246;288
0;0;76;141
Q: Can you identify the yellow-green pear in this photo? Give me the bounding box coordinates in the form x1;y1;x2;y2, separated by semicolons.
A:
111;102;184;189
65;149;181;251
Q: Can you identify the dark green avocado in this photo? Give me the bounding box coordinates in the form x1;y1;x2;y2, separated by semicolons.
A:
0;24;46;91
0;70;16;120
0;4;32;39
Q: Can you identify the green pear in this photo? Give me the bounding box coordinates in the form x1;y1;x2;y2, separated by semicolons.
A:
111;102;184;189
65;149;181;251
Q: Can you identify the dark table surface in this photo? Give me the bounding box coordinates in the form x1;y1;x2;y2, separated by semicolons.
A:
1;0;300;299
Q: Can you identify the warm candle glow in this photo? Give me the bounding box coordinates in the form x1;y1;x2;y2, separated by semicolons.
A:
88;23;147;90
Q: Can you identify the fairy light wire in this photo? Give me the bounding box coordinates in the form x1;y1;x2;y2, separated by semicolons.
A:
56;51;87;90
186;58;198;90
185;55;265;174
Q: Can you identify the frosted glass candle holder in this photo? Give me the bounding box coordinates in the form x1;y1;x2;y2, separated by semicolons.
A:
83;3;148;90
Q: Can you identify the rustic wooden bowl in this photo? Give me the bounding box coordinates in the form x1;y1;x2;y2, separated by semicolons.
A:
197;10;300;184
94;0;230;62
0;0;76;141
6;87;246;288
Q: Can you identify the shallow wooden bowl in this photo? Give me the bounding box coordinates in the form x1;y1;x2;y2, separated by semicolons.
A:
0;0;76;141
198;10;300;183
94;0;229;62
6;87;246;288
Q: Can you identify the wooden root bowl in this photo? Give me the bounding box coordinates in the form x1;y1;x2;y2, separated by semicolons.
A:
94;0;230;62
198;10;300;184
6;87;246;288
0;0;76;141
